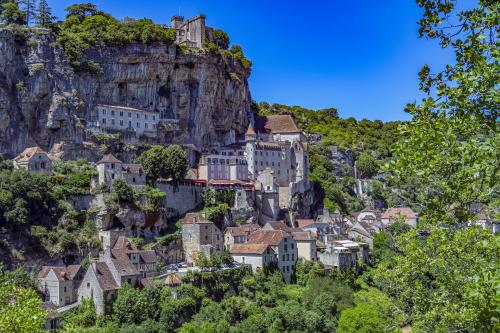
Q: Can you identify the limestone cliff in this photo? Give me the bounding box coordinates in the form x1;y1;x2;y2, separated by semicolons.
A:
0;28;252;160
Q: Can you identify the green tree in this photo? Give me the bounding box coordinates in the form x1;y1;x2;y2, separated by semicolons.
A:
19;0;35;25
337;288;403;333
1;1;25;25
0;281;46;333
135;145;188;184
34;0;54;26
356;152;378;178
112;179;135;204
212;29;229;49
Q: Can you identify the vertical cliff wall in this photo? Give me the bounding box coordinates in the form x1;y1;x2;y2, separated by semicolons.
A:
0;28;252;160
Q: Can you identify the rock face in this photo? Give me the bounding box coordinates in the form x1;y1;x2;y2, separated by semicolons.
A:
0;28;252;159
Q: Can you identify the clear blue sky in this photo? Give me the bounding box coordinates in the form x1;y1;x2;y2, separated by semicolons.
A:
50;0;454;121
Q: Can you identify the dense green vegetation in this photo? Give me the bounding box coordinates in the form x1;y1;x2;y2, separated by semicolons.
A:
135;145;189;184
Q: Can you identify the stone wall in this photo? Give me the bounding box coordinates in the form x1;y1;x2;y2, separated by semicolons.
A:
156;181;204;216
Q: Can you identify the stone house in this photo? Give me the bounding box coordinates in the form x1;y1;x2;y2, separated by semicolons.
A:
347;221;379;248
181;212;224;264
109;236;158;278
37;265;84;306
230;243;277;272
381;207;418;228
291;231;317;261
317;245;353;269
13;146;52;175
224;224;261;250
78;262;119;315
247;230;298;283
255;168;280;222
96;154;146;187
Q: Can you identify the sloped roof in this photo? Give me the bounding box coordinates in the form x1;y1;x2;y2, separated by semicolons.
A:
139;250;157;264
226;224;261;237
296;219;314;229
113;236;137;251
14;146;48;162
110;250;139;276
122;163;143;174
164;274;182;286
291;231;315;242
248;230;290;246
254;115;301;134
94;262;119;291
37;265;82;281
230;243;272;255
182;212;214;225
245;123;256;136
97;154;122;164
382;207;418;219
265;220;291;232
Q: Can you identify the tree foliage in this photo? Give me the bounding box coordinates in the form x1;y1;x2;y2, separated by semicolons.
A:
136;145;188;184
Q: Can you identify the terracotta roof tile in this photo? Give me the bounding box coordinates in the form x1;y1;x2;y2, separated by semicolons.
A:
291;231;315;241
245;123;256;136
254;115;301;134
248;230;290;246
230;243;272;254
97;154;122;164
265;221;291;232
296;219;314;228
94;262;119;291
122;163;143;174
14;146;47;162
37;265;82;281
381;207;418;219
226;224;261;237
182;212;214;224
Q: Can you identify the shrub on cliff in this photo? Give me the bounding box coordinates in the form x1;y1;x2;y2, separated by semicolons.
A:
57;4;176;68
213;29;229;49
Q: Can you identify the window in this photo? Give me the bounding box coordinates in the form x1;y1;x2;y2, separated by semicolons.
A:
102;109;106;115
272;162;274;166
145;123;148;129
153;115;156;121
119;111;123;117
132;177;136;183
278;162;280;167
136;113;140;119
87;282;90;287
111;110;115;116
286;253;289;260
128;112;132;118
102;118;106;124
291;244;294;249
291;254;294;261
64;286;67;292
260;161;263;166
282;254;285;261
128;121;132;128
111;119;115;125
111;163;115;169
145;114;148;120
284;244;288;251
137;122;140;128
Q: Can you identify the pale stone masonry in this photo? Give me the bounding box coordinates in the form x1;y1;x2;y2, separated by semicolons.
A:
181;212;224;263
13;146;52;175
94;104;160;137
171;15;214;48
381;207;419;228
37;265;84;307
95;153;146;187
247;229;298;283
230;243;277;272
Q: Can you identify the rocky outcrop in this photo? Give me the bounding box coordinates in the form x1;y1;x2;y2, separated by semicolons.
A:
0;28;252;160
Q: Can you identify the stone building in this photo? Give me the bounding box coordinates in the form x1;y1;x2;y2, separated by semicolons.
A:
381;207;418;228
255;169;280;221
94;104;160;137
95;154;146;187
230;243;277;272
224;224;261;250
181;212;224;263
78;236;158;314
37;265;84;306
247;229;297;283
171;15;213;48
78;262;119;315
13;146;52;175
198;143;249;181
291;231;317;261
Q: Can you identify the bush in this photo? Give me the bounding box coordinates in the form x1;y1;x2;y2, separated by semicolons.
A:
212;29;229;49
112;179;135;204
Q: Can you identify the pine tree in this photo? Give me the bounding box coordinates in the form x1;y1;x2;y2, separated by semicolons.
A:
19;0;36;25
34;0;54;27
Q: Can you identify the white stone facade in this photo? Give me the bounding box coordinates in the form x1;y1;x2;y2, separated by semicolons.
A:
95;104;159;137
